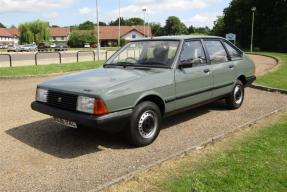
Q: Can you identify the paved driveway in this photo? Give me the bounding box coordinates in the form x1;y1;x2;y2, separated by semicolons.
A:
0;56;286;191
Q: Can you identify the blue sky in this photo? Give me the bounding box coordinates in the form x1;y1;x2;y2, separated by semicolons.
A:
0;0;230;28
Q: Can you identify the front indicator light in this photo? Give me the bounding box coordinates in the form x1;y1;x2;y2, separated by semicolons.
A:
94;99;108;115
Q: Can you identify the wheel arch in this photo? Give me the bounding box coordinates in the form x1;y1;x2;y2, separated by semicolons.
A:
237;75;247;86
135;93;166;115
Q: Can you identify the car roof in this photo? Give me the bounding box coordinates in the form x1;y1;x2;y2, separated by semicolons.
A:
131;35;225;41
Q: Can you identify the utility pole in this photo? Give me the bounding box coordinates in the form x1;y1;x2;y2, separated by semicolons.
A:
142;8;147;37
250;6;256;52
96;0;100;60
118;0;121;46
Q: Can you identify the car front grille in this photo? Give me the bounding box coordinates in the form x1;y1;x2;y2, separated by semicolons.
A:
47;90;78;111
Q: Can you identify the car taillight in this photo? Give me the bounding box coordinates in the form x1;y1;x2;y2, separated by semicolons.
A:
94;99;108;115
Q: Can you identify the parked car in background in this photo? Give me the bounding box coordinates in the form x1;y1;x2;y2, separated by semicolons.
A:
20;44;37;52
55;43;68;51
7;44;21;52
84;43;90;48
50;43;56;48
38;42;50;51
31;35;256;147
2;45;8;49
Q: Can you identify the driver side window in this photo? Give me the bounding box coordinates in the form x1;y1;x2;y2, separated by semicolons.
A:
180;40;207;67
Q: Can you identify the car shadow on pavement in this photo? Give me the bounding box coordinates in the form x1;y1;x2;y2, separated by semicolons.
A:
6;118;129;159
6;101;227;159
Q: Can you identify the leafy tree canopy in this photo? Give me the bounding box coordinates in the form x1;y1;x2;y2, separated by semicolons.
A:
68;30;96;47
0;22;6;28
19;20;50;44
163;16;188;35
212;0;287;52
79;20;95;30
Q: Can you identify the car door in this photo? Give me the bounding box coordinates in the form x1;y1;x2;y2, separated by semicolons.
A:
203;39;235;98
174;40;213;110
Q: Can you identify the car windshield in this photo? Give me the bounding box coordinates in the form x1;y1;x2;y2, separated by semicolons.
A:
105;40;180;68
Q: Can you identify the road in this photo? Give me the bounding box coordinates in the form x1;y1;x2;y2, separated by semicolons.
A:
0;56;286;191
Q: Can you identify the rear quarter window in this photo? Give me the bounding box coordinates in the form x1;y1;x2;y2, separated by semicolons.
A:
223;41;242;60
204;40;228;64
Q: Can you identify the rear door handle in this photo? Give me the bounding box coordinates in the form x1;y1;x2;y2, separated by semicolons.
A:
203;69;210;73
229;65;234;69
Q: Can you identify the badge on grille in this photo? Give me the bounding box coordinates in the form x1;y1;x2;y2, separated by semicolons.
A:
57;97;62;102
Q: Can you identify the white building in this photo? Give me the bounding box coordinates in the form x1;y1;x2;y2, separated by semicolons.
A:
0;28;19;45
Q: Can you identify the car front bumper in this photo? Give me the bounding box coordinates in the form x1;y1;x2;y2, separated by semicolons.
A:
31;101;132;132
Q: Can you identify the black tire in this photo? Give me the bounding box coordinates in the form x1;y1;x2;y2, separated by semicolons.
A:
226;80;245;109
127;101;162;147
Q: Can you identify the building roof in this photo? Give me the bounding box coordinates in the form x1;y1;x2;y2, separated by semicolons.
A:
6;28;19;37
49;27;70;37
95;25;152;40
0;28;13;37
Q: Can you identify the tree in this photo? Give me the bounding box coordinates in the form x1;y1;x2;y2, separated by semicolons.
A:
150;22;163;36
211;16;225;36
99;21;107;26
126;17;144;25
68;30;96;47
79;20;95;30
193;26;211;35
163;16;188;35
109;17;127;26
19;20;50;44
214;0;287;52
0;22;6;28
188;25;195;34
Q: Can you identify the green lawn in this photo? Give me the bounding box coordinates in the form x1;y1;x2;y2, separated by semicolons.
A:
0;61;104;77
255;52;287;89
163;112;287;192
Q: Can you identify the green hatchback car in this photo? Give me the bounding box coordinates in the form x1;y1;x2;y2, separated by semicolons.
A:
31;35;256;146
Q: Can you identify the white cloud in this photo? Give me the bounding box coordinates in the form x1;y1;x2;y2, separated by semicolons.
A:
185;13;220;27
0;0;73;13
79;7;94;15
45;12;59;19
107;0;222;20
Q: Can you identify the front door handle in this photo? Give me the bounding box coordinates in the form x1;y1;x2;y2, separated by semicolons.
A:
203;69;210;73
229;65;234;69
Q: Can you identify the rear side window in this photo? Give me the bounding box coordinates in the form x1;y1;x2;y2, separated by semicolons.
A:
223;41;242;60
180;40;207;67
204;40;228;64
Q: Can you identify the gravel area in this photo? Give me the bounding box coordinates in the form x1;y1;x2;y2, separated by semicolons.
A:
0;55;286;192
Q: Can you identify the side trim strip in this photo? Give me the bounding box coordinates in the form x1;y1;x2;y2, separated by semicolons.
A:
165;82;234;103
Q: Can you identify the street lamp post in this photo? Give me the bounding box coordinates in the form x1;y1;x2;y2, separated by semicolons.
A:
250;6;256;52
118;0;121;46
142;8;147;37
96;0;100;60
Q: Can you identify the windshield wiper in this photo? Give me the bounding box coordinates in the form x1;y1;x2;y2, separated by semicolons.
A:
103;62;135;68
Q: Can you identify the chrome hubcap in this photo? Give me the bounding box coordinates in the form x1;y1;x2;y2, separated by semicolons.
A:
138;110;157;139
234;85;243;104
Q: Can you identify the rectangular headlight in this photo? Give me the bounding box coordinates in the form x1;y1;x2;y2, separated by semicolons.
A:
77;96;95;114
36;88;48;103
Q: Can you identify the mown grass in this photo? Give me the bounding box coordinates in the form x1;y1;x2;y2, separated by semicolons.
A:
255;52;287;89
0;61;104;77
162;112;287;192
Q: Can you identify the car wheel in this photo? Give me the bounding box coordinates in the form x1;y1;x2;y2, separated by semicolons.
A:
226;80;244;109
127;101;162;147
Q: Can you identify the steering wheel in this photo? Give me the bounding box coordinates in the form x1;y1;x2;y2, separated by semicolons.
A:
125;57;137;64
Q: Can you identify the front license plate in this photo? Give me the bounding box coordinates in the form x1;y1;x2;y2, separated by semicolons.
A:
54;118;77;128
